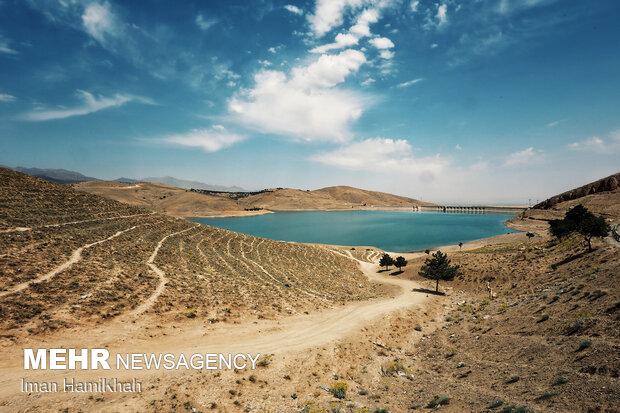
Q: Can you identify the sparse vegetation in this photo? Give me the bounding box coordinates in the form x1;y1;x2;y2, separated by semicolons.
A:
426;395;450;408
329;381;348;399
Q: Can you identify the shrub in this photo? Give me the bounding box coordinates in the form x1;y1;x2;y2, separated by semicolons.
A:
329;381;348;399
426;395;450;408
381;360;407;376
577;339;591;352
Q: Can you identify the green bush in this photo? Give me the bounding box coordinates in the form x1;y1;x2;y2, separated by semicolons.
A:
329;381;348;399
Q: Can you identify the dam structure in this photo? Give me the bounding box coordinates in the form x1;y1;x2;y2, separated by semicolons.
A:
415;205;527;214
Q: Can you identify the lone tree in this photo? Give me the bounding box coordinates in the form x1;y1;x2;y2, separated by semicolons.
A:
394;256;408;272
526;232;535;241
379;253;394;271
549;204;610;251
458;242;463;250
419;251;460;293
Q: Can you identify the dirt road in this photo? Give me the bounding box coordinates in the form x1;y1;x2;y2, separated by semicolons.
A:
0;253;429;406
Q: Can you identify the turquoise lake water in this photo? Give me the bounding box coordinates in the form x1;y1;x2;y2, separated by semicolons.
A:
193;210;516;252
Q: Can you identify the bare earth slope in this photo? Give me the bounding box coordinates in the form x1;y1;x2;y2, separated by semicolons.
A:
75;181;431;217
532;171;620;216
0;168;388;338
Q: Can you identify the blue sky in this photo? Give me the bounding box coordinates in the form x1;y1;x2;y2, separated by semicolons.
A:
0;0;619;203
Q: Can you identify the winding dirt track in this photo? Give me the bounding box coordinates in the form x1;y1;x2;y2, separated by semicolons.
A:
0;225;139;298
0;240;429;405
130;225;199;316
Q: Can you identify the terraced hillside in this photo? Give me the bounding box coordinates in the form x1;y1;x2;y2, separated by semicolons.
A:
0;168;386;337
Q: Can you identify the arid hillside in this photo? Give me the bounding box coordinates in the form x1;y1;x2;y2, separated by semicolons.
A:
72;180;245;217
74;180;431;217
531;172;620;219
0;168;387;338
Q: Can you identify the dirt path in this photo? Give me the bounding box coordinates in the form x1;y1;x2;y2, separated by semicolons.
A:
130;225;199;316
0;225;139;298
0;254;431;404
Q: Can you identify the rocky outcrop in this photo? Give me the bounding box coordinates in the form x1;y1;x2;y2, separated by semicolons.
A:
533;172;620;209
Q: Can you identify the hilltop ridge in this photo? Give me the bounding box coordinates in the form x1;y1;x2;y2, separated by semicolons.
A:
74;181;432;217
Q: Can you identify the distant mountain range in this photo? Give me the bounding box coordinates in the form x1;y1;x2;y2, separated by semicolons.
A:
9;166;246;192
12;167;99;184
141;176;246;192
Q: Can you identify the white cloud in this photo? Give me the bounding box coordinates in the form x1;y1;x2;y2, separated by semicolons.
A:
361;77;376;86
410;1;420;12
397;78;424;88
311;8;380;54
455;144;462;150
308;0;366;37
503;147;543;166
311;137;448;176
228;50;369;143
497;0;555;15
291;49;366;88
81;2;118;44
379;49;394;59
310;33;359;54
284;5;304;15
369;36;394;49
162;126;246;153
195;14;217;31
0;93;16;102
21;90;153;122
568;132;620;153
349;8;380;38
436;4;448;27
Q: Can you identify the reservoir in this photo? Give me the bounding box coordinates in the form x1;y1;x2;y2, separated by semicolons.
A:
194;210;516;252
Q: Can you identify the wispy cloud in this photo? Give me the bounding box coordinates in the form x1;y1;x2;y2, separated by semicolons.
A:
195;14;218;31
568;131;620;153
503;147;543;166
284;5;303;16
397;78;424;88
81;2;119;45
436;4;448;27
0;93;16;102
546;119;566;128
0;35;18;55
21;90;153;122
310;8;381;54
311;137;448;178
162;125;246;153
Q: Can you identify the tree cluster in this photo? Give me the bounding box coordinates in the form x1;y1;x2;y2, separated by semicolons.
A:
379;253;407;272
549;204;610;251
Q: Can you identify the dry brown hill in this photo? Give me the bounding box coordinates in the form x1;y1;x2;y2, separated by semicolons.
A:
532;172;620;218
72;180;243;217
0;167;387;337
74;180;432;217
